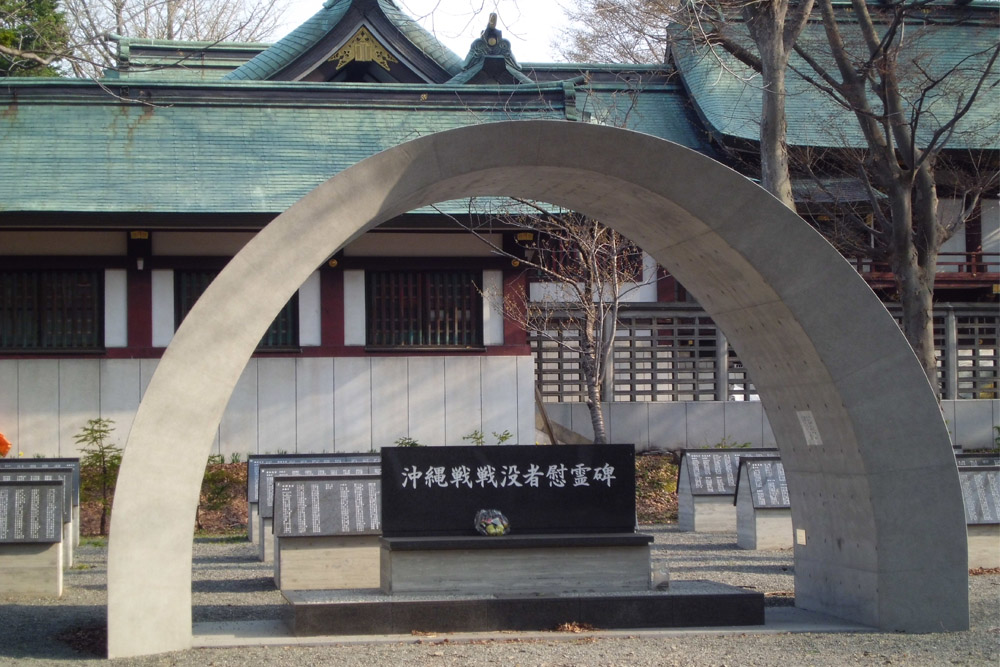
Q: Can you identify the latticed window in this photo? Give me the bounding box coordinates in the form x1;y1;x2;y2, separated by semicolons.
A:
175;271;298;349
366;270;483;348
0;270;103;351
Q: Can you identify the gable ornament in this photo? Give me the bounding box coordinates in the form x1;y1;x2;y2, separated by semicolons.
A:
329;26;399;72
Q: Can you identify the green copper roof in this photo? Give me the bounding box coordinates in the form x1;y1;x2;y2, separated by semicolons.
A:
224;0;462;81
672;18;1000;150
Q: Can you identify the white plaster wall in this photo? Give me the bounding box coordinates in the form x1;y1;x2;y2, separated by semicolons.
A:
298;272;322;347
151;270;175;348
983;199;999;272
1;357;993;456
343;271;366;346
482;270;504;346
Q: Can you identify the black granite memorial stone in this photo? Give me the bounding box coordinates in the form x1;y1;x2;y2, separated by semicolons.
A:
380;444;637;537
959;466;1000;525
0;480;64;543
0;458;80;507
247;454;381;504
736;457;790;509
956;453;1000;468
258;463;381;519
273;475;381;537
679;449;779;496
0;467;74;521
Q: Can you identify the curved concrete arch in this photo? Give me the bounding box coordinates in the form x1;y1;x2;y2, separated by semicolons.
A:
107;121;967;658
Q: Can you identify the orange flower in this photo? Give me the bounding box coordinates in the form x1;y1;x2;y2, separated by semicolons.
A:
0;432;11;457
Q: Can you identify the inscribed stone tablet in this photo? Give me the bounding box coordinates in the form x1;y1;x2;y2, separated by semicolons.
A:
0;458;80;506
0;480;64;543
0;467;73;520
247;454;381;503
956;454;1000;468
740;458;790;509
258;463;380;518
273;475;381;537
959;467;1000;525
681;449;779;496
380;444;636;537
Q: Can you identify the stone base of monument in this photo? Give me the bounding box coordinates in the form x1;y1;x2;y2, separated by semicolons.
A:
379;534;653;595
248;503;258;545
0;542;63;597
282;580;764;636
258;517;273;563
275;535;380;590
968;525;1000;569
678;495;736;533
737;508;793;550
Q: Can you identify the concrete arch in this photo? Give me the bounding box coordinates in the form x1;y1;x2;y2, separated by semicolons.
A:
107;121;967;658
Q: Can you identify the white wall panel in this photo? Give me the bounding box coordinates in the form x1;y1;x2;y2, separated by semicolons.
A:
343;270;366;345
99;360;142;447
257;359;297;454
296;358;334;452
220;361;258;458
104;270;129;348
567;403;596;442
516;355;535;445
0;361;19;447
482;270;504;346
17;360;60;457
953;399;997;450
408;357;446;446
151;270;175;347
647;402;688;450
608;403;649;450
58;360;101;456
444;357;482;445
481;356;519;442
685;402;726;448
371;357;409;447
298;272;322;347
333;357;372;452
725;401;765;447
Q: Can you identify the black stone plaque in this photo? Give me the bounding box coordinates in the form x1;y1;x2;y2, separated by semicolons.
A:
247;453;381;503
737;457;790;509
0;467;74;521
0;458;80;506
956;453;1000;468
0;480;64;543
680;449;779;496
959;466;1000;525
380;444;637;537
273;475;381;537
258;463;381;518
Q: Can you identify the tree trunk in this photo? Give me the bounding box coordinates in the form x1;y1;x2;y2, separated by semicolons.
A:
745;1;796;210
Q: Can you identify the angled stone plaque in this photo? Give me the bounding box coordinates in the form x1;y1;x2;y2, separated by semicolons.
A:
258;463;380;519
738;458;790;509
273;475;381;537
959;466;1000;525
247;454;381;504
679;449;779;496
0;468;74;521
0;480;64;543
0;459;80;507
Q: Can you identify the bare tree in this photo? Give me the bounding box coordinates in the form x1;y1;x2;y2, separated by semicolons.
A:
452;198;652;444
788;0;1000;380
62;0;290;77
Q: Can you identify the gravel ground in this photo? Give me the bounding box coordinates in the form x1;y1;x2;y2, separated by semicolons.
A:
1;525;997;665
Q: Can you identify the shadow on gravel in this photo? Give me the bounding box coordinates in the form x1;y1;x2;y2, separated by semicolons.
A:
191;577;276;593
673;564;793;575
192;604;286;623
0;604;106;660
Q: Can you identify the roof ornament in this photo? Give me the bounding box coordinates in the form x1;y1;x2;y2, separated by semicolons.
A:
460;12;521;72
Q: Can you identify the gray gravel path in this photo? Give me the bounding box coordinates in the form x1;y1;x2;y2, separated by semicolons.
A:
1;525;997;665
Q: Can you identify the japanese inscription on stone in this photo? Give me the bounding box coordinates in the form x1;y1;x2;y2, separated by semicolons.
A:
0;459;80;506
683;449;778;496
258;463;380;518
742;458;790;509
273;475;381;537
960;467;1000;525
247;454;380;503
0;480;64;543
0;467;73;520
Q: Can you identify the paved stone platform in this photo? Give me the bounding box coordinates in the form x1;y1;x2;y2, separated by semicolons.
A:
281;580;764;636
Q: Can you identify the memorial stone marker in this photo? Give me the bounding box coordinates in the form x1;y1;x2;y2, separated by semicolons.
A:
0;480;64;543
259;463;380;520
738;458;791;509
677;448;778;533
735;457;792;550
273;475;381;538
0;467;76;566
0;458;81;546
959;465;1000;569
956;453;1000;468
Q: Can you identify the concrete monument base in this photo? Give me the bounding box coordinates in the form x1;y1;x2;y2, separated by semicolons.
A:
0;542;63;597
275;535;380;591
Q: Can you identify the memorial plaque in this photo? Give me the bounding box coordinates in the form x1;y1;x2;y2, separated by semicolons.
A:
738;457;790;509
380;444;636;537
959;466;1000;525
956;453;1000;468
247;454;381;503
0;458;80;506
0;480;64;543
273;475;381;537
0;467;74;521
258;463;380;519
679;449;779;496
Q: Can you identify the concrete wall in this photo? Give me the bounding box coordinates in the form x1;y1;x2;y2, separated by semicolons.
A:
544;399;1000;451
0;355;536;457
